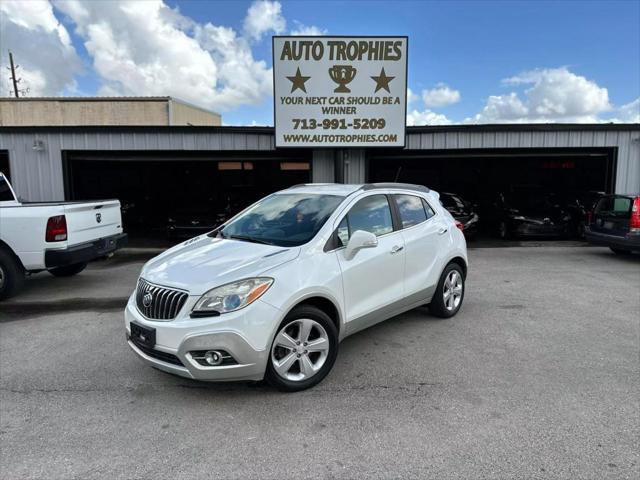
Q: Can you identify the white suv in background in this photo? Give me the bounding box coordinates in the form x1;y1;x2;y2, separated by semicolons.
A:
125;183;468;391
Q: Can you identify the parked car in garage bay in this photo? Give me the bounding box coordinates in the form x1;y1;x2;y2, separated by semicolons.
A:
167;207;228;239
439;192;479;240
490;186;571;239
560;191;605;239
585;194;640;254
0;172;127;299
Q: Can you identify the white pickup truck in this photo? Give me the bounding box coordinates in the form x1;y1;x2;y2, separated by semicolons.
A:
0;172;127;299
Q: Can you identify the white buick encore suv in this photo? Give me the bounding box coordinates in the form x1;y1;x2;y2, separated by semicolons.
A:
125;183;468;391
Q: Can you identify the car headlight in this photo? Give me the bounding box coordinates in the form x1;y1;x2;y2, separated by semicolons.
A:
192;277;273;315
512;215;526;221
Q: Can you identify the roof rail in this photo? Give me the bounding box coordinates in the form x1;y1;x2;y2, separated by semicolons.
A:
286;183;337;189
360;183;430;193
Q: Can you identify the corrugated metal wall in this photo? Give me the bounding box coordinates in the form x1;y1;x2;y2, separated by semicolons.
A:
311;149;335;183
404;128;640;193
0;126;638;201
0;130;283;200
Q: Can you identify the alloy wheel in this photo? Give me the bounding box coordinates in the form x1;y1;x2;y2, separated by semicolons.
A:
270;318;330;382
443;270;463;311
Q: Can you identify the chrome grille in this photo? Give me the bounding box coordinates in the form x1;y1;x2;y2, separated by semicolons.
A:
135;278;188;320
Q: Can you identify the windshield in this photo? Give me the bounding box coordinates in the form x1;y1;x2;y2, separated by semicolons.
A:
218;193;344;247
441;194;465;210
504;190;558;211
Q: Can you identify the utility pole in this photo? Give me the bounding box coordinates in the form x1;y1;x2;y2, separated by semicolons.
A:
8;51;20;98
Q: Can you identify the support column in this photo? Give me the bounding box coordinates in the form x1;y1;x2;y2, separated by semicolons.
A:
311;149;335;183
335;149;367;184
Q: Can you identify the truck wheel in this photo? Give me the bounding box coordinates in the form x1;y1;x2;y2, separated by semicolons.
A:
49;262;88;277
0;248;25;300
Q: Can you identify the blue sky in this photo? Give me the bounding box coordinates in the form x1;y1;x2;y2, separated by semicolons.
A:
1;0;639;124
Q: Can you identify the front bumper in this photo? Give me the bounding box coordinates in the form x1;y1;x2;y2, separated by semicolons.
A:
585;229;640;251
124;294;282;381
45;233;128;268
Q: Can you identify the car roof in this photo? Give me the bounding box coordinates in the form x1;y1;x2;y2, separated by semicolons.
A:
282;183;363;196
599;193;639;198
283;182;430;196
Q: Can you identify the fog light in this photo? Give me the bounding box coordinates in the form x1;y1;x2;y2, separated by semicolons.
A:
204;350;223;366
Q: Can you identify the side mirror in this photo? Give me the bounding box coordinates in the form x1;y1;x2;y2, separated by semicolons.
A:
344;230;377;260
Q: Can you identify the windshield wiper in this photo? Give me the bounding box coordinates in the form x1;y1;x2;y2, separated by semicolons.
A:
226;234;275;245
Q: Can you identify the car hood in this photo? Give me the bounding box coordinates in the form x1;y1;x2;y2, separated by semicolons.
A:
141;235;299;295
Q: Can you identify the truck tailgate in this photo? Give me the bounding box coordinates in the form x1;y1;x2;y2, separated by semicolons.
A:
63;200;122;246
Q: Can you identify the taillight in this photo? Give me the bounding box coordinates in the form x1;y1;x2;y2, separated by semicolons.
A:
630;197;640;232
46;215;67;242
455;221;464;231
586;211;593;225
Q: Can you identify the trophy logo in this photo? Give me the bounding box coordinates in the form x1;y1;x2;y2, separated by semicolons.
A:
328;65;357;93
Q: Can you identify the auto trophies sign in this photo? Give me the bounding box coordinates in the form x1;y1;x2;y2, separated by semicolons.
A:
273;36;408;148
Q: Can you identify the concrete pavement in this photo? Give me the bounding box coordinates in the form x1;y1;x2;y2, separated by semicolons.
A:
0;246;638;479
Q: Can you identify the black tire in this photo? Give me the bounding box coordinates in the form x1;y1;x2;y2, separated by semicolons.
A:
265;305;339;392
429;262;465;318
610;247;631;255
49;262;87;277
0;248;25;300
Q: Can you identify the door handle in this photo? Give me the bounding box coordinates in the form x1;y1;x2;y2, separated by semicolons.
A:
437;228;448;235
390;245;404;254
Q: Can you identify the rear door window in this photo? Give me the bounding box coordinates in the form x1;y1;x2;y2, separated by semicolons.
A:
395;194;428;228
0;175;15;202
422;199;436;219
595;196;632;217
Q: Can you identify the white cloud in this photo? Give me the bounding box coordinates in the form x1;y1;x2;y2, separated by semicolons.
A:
290;21;327;36
469;67;611;123
407;109;452;126
606;98;640;123
0;0;82;95
48;0;272;111
243;0;285;42
407;88;419;105
422;84;460;108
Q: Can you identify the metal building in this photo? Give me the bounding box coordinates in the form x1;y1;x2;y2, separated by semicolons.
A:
0;97;221;127
0;123;638;239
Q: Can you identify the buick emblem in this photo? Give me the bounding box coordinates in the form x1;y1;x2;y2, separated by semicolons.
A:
142;292;153;308
96;213;102;223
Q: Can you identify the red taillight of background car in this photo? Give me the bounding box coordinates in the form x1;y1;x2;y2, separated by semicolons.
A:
586;211;593;225
630;197;640;232
45;215;67;242
455;221;464;231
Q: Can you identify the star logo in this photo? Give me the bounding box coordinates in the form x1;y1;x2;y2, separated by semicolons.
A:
371;67;395;93
286;67;311;93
